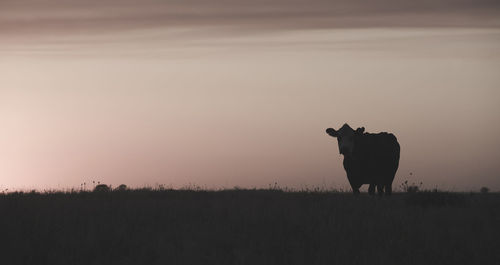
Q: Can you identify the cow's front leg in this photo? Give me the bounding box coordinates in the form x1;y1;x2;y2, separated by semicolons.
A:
368;184;375;195
350;182;361;195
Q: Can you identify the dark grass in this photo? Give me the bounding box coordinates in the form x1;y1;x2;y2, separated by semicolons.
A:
0;189;499;265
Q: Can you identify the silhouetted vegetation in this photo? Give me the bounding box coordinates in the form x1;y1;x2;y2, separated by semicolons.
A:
480;186;490;193
116;184;128;191
93;184;111;192
0;189;498;265
400;180;422;193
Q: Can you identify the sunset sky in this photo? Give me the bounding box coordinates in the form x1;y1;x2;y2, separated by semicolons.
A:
1;0;499;191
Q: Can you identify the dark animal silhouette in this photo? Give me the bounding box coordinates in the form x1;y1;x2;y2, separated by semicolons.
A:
326;123;400;195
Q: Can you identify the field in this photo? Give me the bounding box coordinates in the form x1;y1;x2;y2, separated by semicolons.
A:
0;189;499;265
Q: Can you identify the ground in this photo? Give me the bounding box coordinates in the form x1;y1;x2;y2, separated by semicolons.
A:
0;189;498;265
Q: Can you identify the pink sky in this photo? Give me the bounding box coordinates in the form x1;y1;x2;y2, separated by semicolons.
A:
1;0;500;191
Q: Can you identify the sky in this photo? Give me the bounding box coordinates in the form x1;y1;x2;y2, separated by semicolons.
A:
1;0;500;191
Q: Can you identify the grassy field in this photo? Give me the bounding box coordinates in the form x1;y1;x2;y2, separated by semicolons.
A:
0;189;498;265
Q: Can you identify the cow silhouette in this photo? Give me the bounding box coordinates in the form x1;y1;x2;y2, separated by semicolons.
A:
326;123;400;195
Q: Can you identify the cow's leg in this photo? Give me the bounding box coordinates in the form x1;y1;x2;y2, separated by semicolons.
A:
376;184;384;196
368;184;375;195
385;184;392;196
350;182;361;195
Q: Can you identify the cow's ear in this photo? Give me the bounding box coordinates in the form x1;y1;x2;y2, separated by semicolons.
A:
356;127;365;134
326;128;338;137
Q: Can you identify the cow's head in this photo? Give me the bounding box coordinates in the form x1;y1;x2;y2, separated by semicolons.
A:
326;123;365;156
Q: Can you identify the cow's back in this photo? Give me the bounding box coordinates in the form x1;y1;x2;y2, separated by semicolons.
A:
357;133;399;161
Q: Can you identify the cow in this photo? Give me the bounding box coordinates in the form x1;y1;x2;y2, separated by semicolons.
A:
326;123;400;196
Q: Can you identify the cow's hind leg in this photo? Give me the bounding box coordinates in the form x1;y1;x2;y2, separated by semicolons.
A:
376;184;384;196
368;184;375;195
385;184;392;196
